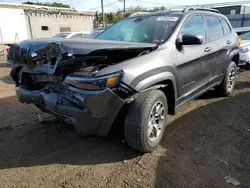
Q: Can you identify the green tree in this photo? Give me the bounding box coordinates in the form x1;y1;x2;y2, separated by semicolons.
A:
97;6;167;25
22;1;70;8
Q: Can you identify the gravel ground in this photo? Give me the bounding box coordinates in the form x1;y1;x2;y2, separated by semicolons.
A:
0;56;249;188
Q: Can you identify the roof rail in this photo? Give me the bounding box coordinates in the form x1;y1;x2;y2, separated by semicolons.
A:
183;7;220;13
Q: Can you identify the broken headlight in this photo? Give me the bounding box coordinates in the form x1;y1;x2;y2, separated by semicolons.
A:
64;71;122;90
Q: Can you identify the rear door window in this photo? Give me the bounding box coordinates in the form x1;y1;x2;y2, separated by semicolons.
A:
220;18;231;35
180;15;206;40
204;15;224;41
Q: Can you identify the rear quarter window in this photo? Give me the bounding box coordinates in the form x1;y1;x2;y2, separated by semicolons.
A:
204;15;224;41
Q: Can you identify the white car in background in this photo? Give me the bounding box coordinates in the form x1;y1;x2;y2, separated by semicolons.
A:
53;31;90;39
84;28;106;39
235;27;250;69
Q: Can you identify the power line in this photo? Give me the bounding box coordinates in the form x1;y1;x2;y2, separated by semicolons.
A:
135;0;250;8
135;0;174;6
88;1;120;10
108;0;121;10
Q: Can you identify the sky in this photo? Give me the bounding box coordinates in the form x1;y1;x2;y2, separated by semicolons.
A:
0;0;244;12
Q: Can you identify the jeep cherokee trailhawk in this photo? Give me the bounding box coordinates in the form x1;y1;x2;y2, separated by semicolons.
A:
7;8;239;152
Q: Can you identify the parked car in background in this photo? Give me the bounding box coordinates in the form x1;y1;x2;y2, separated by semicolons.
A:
84;29;105;39
52;32;70;38
7;8;239;152
235;27;250;69
53;31;90;39
83;26;113;39
92;27;107;31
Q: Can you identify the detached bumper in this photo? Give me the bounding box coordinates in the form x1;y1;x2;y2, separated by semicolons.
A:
16;85;124;136
239;51;250;66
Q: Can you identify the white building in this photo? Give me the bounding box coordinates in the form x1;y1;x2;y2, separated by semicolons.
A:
0;3;96;44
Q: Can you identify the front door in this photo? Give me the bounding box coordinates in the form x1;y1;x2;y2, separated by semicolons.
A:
176;14;212;107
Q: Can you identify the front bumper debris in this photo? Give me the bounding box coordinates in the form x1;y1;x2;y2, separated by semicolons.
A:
239;51;250;66
16;84;125;136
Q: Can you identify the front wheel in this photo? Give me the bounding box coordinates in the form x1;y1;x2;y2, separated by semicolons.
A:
124;90;168;152
215;61;237;96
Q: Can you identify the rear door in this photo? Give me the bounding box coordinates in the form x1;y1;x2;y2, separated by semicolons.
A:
176;14;211;105
220;18;237;73
203;15;231;86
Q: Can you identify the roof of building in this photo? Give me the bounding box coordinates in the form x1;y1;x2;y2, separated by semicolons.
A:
161;1;250;10
213;4;250;8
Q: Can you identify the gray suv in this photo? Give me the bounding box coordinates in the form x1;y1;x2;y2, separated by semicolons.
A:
7;8;239;152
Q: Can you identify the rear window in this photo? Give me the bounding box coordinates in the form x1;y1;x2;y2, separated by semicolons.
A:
204;16;224;41
221;18;231;35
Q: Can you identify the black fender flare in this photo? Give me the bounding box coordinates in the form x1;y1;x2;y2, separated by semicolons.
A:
129;71;177;107
229;49;240;64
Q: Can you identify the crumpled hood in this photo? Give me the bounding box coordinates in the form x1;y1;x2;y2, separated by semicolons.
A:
16;38;157;55
7;38;157;74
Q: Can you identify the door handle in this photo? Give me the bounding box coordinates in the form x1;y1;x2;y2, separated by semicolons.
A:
226;40;232;44
204;47;212;52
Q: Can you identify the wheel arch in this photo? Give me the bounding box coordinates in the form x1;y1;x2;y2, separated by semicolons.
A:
138;77;177;115
229;50;240;66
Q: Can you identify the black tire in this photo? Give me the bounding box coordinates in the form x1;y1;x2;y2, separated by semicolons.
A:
215;61;237;96
124;90;168;152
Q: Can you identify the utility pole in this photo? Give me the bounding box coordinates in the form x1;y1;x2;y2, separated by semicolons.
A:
123;0;125;17
0;27;5;56
101;0;105;27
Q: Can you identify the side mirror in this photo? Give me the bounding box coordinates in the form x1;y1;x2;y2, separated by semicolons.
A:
176;34;204;46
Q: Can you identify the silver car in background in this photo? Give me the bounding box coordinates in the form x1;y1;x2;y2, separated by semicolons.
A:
235;27;250;69
53;31;90;39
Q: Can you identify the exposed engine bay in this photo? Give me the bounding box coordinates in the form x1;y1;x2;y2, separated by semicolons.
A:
7;39;156;92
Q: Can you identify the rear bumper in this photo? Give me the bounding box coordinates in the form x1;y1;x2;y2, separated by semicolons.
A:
16;85;125;136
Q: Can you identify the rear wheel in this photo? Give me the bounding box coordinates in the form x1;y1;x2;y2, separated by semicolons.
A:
124;90;167;152
215;61;237;96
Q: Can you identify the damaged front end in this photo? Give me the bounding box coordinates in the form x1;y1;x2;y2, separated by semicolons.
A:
8;39;155;136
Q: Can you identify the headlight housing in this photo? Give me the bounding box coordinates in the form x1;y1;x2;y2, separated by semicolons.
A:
240;47;249;53
64;71;122;90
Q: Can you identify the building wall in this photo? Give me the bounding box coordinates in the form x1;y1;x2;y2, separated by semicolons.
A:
0;8;29;44
25;12;95;39
226;14;250;28
214;5;242;15
240;6;250;14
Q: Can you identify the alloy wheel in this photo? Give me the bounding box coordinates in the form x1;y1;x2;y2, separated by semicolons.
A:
147;101;165;142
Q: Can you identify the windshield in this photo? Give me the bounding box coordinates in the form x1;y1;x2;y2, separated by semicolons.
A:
237;31;250;40
53;33;70;38
96;14;181;44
